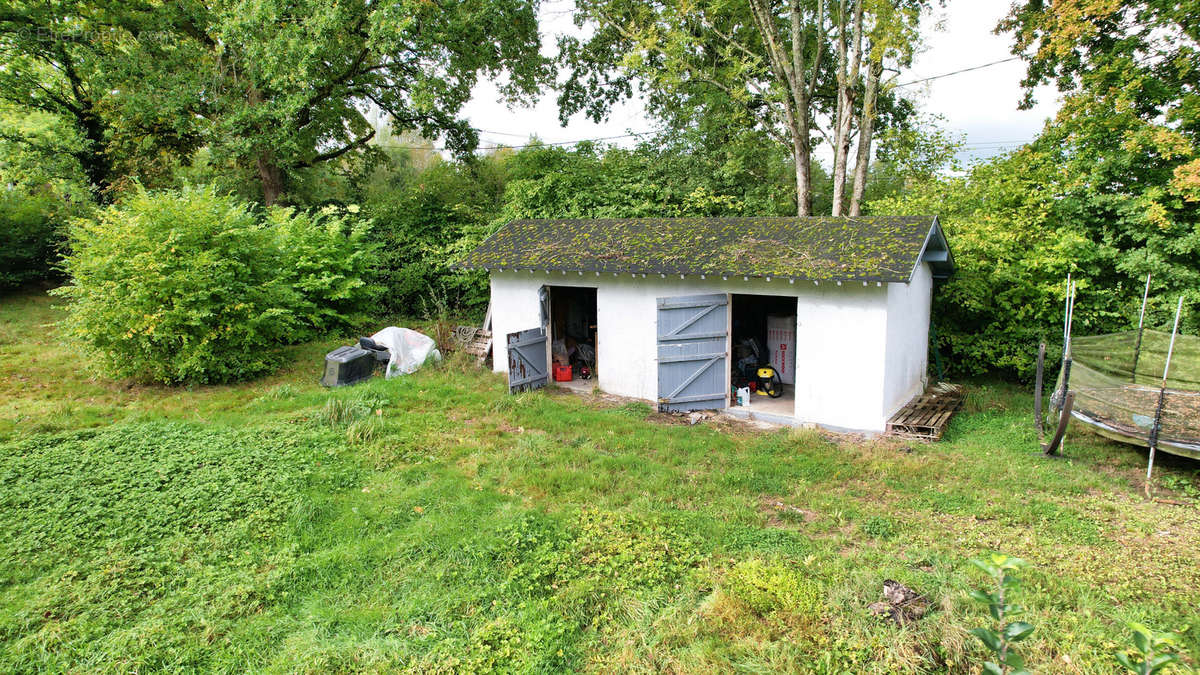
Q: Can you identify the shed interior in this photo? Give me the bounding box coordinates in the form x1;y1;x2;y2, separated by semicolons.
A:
730;294;798;417
547;286;597;389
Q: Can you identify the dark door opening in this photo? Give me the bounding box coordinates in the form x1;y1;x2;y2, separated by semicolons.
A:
547;286;598;388
730;294;797;415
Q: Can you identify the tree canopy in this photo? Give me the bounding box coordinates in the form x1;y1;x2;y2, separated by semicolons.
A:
558;0;930;216
0;0;549;204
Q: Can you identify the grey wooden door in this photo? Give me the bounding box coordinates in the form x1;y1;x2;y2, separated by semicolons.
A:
657;293;729;412
507;327;548;393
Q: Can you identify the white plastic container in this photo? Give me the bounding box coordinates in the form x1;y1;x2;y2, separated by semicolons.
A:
766;315;796;384
736;386;752;407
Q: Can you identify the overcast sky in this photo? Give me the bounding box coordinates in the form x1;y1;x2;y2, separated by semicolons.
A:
454;0;1062;165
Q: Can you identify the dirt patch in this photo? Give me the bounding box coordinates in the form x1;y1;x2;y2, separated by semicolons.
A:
544;383;773;434
544;384;628;406
760;496;819;526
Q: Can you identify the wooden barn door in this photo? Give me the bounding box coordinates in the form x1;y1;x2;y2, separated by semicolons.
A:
657;293;729;412
505;286;551;394
507;327;548;392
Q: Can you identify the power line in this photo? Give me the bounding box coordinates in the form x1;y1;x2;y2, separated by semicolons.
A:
379;129;658;152
894;57;1023;88
476;130;656;147
379;132;1036;153
377;59;1027;151
377;58;1026;150
962;139;1035;146
470;127;537;138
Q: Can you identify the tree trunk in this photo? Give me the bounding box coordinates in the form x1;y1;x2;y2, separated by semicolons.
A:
246;84;285;206
789;0;812;216
747;0;824;216
793;123;812;216
73;105;114;204
830;0;863;216
830;92;854;214
848;58;881;216
257;153;284;206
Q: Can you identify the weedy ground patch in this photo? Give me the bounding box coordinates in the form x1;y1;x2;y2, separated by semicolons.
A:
1;291;1199;672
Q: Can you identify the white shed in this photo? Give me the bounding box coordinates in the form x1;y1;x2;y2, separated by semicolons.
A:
459;216;953;432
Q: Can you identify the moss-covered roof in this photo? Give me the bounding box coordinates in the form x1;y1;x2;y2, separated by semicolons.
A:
458;216;950;283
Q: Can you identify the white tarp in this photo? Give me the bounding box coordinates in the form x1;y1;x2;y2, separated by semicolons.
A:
370;326;442;378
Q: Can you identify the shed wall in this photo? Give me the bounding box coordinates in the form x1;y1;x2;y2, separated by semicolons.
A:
489;271;916;431
882;263;933;420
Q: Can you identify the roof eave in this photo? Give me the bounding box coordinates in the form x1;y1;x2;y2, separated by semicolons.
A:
460;263;907;284
913;216;955;281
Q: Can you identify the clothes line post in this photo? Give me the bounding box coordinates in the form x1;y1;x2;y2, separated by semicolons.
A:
1145;296;1184;498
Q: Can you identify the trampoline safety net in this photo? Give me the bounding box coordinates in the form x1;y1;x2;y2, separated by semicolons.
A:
1057;329;1200;452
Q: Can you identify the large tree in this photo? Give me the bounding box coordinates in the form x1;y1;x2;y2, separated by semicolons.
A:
1;0;549;205
1000;0;1200;327
0;1;189;201
558;0;927;216
198;0;548;205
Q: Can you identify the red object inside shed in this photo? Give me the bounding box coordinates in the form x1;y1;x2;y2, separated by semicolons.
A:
553;363;573;382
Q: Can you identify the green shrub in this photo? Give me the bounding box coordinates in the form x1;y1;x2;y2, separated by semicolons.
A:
869;138;1200;378
0;190;68;291
723;558;823;617
364;162;499;315
55;186;379;384
268;205;380;332
860;515;898;540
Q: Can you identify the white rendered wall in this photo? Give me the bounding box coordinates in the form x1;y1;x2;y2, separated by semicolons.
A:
882;262;933;420
489;270;924;432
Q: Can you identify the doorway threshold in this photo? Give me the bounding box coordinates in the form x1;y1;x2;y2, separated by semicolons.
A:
723;406;802;427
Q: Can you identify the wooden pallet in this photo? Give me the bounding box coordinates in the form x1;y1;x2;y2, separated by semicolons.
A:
452;326;492;363
451;304;493;365
886;383;965;441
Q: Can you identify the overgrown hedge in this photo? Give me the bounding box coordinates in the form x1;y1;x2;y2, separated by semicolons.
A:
55;186;379;384
364;162;498;316
869;144;1199;379
0;190;70;292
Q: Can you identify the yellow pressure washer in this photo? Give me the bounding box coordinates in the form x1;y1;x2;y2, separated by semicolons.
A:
755;366;784;398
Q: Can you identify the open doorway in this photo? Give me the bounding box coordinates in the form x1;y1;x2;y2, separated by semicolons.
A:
730;294;797;417
547;286;598;392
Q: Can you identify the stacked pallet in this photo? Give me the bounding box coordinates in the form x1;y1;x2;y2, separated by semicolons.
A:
886;383;965;441
453;326;492;363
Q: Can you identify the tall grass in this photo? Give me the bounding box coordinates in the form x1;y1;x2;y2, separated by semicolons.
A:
1;292;1198;672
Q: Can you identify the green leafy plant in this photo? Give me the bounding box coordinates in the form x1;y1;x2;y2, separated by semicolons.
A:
1116;622;1186;674
723;558;822;618
54;186;380;384
0;190;71;291
54;186;301;384
268;205;381;334
860;515;897;540
1159;474;1200;503
968;553;1036;675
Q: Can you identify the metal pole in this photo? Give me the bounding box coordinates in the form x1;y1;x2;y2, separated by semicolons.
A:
1061;273;1072;358
1145;296;1184;498
1055;280;1077;414
1035;342;1045;440
1131;273;1151;381
1066;280;1077;355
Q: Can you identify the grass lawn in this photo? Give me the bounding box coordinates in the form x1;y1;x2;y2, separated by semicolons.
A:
1;290;1198;673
